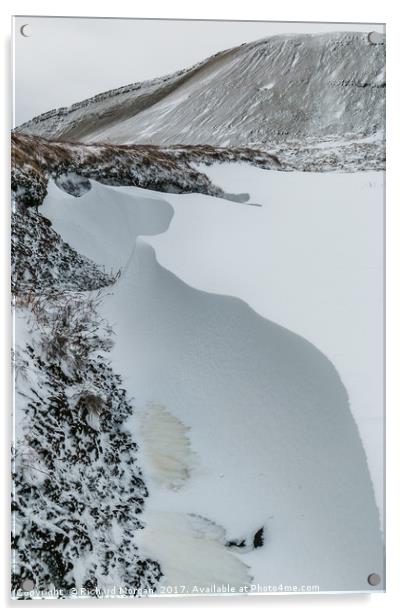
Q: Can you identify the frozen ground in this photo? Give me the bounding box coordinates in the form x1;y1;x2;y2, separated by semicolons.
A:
41;166;384;593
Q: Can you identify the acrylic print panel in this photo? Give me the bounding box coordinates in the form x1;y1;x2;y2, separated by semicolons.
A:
11;16;385;599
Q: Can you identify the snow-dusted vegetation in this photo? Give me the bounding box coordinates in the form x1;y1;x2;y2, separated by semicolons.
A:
12;293;162;597
12;171;385;596
17;32;385;172
11;132;280;207
11;27;385;599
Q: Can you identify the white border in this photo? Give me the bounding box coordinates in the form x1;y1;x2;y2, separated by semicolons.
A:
1;1;401;613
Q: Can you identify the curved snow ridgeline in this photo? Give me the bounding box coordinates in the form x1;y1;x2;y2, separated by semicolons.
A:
39;174;384;594
10;132;280;212
16;32;385;171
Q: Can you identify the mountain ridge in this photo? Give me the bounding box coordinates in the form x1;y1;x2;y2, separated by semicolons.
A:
16;34;384;139
15;31;385;172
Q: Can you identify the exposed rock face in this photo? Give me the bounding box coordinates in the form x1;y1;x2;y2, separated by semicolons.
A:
16;32;385;171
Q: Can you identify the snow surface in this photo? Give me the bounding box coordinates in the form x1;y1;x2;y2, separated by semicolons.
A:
41;180;173;273
135;512;251;591
19;32;385;164
145;163;385;524
138;403;197;491
41;173;384;592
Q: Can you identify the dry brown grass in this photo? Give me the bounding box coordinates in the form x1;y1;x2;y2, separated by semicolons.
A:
12;132;281;179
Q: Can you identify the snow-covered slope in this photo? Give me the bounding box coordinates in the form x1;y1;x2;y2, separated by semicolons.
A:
144;163;385;520
39;177;383;593
12;296;163;598
40;181;174;272
16;32;385;171
104;241;382;593
11;27;385;597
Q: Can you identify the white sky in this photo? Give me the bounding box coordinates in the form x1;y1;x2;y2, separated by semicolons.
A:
13;16;384;126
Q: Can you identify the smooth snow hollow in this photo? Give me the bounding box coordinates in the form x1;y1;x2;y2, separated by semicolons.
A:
40;167;384;593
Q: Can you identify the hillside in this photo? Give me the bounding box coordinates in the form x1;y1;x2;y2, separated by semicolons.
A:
16;32;385;171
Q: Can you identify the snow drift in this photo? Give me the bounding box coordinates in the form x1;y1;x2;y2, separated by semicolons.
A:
39;178;383;592
144;162;385;520
101;239;382;592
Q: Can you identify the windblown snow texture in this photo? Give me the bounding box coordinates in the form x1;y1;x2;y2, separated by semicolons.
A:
11;28;384;599
11;182;166;597
12;172;384;595
11;206;115;294
37;179;383;592
11;183;167;597
101;238;383;592
12;297;162;597
16;32;385;171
